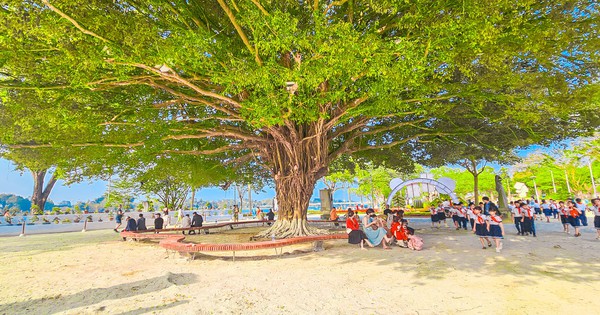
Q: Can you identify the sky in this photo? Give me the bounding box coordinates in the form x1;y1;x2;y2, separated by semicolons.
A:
0;144;567;204
0;158;356;203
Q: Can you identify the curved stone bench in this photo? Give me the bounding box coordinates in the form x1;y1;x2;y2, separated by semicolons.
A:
120;221;348;260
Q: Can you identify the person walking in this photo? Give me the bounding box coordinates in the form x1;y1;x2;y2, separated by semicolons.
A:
162;209;171;228
511;202;523;235
487;208;505;253
472;206;492;249
567;200;582;237
482;196;498;216
114;209;124;233
575;198;588;227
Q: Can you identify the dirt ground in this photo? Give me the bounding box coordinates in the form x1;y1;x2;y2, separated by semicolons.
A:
0;218;599;314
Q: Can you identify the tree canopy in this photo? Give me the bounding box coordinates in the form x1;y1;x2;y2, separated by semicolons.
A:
1;0;599;236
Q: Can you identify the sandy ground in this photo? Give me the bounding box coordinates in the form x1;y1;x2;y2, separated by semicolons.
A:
0;218;599;315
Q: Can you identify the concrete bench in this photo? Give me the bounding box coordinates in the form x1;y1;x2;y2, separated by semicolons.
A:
120;224;348;261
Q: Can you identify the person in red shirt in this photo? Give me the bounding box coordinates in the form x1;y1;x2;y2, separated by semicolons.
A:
391;217;409;247
567;200;582;237
346;210;372;249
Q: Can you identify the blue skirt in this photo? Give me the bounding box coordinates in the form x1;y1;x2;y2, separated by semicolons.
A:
431;215;439;222
475;223;488;237
489;225;503;239
594;216;600;229
543;209;552;217
569;216;580;227
560;215;568;224
364;227;386;246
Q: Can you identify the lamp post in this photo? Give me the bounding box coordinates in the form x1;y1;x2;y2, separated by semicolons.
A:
550;170;557;193
531;176;540;201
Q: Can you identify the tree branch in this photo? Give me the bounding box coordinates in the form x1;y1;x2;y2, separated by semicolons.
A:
106;61;242;109
41;0;111;43
163;144;251;156
10;142;144;149
250;0;270;15
324;95;369;131
143;80;242;119
324;0;348;15
164;127;268;143
216;0;263;66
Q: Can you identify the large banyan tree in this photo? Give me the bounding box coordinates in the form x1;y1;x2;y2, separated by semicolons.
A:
1;1;598;237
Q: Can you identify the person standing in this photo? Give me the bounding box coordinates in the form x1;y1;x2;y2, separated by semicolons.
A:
568;200;582;237
256;207;264;221
472;206;492;249
266;209;275;225
456;204;468;230
541;200;552;223
437;204;448;228
162;209;171;228
532;199;542;221
175;208;184;227
114;209;124;233
550;199;559;219
430;205;440;229
233;205;240;222
467;203;477;230
558;201;570;234
521;203;536;237
482;196;497;216
511;202;523;235
136;213;147;231
591;198;600;240
575;198;588;227
487;208;505;253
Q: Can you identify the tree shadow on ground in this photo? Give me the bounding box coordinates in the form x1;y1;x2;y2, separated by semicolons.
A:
0;272;196;314
296;219;600;285
115;300;190;315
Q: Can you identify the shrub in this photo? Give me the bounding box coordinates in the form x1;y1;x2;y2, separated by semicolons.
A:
30;205;43;215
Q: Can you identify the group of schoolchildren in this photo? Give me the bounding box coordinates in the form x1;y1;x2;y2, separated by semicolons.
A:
427;195;600;253
345;206;423;251
430;197;505;252
508;198;600;240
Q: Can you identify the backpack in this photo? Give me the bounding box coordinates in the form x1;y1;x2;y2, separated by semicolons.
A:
407;235;423;251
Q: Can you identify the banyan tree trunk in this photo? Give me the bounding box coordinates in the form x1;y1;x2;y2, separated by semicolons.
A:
257;124;328;238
